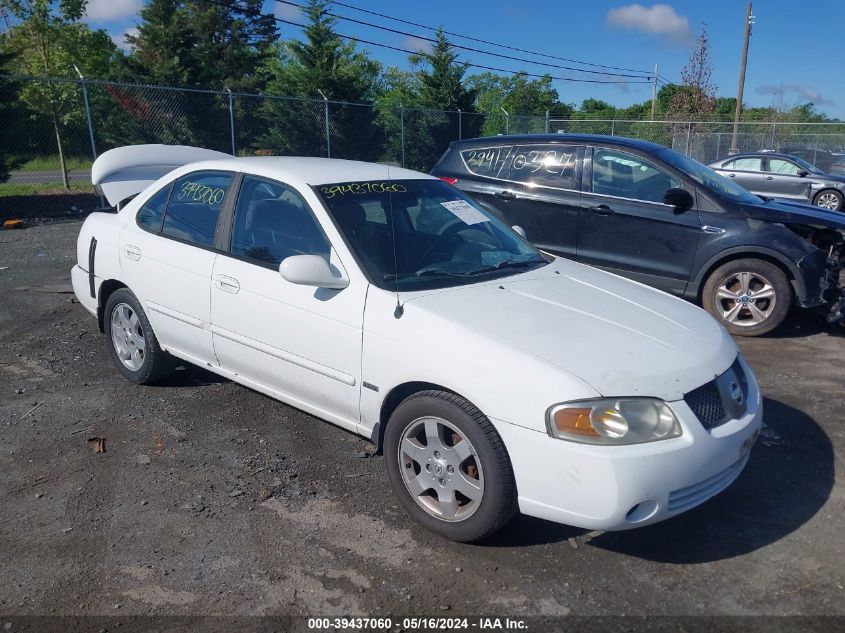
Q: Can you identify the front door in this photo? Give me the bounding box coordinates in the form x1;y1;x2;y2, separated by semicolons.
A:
209;174;366;431
120;170;235;366
577;147;701;296
498;143;583;258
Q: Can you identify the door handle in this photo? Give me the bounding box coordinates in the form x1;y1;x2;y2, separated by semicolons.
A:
588;204;615;216
214;275;240;294
123;245;141;261
495;190;517;200
727;173;736;177
765;176;774;180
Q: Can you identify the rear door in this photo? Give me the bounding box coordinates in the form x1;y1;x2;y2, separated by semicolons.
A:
577;146;701;296
498;143;583;258
448;144;524;222
720;156;767;194
120;170;234;366
763;157;813;201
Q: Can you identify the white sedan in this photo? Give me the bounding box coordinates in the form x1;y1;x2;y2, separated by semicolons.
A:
71;144;763;542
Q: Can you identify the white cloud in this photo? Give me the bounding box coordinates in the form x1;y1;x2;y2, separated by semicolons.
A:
755;83;833;106
403;36;433;54
607;3;692;45
111;27;139;52
86;0;143;21
273;4;302;20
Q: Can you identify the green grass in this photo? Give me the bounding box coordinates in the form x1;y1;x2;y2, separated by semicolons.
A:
13;156;93;173
0;182;94;197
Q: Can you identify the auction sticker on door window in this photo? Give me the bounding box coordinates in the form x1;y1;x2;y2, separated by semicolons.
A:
440;200;489;225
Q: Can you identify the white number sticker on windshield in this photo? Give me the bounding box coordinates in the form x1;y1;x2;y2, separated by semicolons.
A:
440;200;490;225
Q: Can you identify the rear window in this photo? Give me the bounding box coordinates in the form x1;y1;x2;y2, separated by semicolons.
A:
459;146;512;178
508;144;580;189
725;157;762;171
162;171;233;247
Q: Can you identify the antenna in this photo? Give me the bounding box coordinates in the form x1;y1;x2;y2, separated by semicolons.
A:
386;162;403;318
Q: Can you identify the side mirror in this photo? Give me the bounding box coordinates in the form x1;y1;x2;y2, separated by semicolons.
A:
512;225;527;239
797;170;809;177
663;187;694;213
279;255;349;290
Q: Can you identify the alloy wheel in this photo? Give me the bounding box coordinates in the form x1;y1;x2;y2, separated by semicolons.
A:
110;302;147;371
816;192;841;210
398;416;484;522
715;271;777;327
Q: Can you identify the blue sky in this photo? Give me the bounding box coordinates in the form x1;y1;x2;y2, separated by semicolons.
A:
84;0;845;119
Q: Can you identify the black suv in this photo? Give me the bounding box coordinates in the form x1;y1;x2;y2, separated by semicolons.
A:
431;134;845;336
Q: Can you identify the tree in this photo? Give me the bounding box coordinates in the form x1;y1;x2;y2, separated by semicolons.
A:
127;0;276;90
669;25;716;121
407;29;476;169
0;50;22;181
374;66;423;165
468;72;567;136
1;0;120;187
118;0;276;152
259;0;382;159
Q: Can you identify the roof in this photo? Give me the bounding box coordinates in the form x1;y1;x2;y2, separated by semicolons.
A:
707;152;810;165
219;156;434;185
449;133;669;153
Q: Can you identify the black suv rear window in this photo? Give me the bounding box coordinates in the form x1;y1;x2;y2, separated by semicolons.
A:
459;146;512;178
508;144;580;189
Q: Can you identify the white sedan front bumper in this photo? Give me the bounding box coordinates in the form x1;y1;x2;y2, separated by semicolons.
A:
494;366;763;531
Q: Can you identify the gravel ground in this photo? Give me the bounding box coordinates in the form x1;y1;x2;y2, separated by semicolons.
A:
0;220;843;623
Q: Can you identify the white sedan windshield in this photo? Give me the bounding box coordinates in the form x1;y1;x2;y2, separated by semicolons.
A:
317;179;547;290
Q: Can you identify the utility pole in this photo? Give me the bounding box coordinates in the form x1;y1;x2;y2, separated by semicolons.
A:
729;2;754;154
650;63;659;119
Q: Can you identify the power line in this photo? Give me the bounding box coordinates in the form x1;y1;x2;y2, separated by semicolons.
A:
204;0;650;85
275;0;649;79
329;0;653;76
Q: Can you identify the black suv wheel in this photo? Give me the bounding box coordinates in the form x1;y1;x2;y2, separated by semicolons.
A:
702;259;792;336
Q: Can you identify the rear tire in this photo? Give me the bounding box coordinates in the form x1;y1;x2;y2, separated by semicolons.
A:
702;259;792;336
813;189;844;211
384;391;517;542
104;288;176;384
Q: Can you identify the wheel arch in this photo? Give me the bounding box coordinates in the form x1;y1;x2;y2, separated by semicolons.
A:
693;247;804;304
373;381;481;452
96;279;128;332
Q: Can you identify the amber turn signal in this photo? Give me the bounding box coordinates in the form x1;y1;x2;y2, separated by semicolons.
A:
552;407;600;437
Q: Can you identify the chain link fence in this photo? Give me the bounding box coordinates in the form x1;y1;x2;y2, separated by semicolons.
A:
3;74;845;220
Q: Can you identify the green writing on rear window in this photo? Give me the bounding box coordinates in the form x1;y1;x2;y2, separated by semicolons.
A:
177;180;226;206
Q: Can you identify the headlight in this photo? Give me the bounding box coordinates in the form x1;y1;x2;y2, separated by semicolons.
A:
546;398;682;445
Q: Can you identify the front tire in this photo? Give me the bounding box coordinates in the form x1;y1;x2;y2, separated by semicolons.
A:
104;288;175;384
813;189;844;211
384;391;517;542
702;259;792;336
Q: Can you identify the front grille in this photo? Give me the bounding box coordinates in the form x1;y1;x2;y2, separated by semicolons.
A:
683;356;750;430
684;380;725;429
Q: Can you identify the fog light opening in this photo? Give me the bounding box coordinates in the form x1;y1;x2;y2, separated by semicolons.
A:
625;499;660;523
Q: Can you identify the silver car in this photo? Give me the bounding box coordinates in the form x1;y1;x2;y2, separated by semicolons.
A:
707;152;845;210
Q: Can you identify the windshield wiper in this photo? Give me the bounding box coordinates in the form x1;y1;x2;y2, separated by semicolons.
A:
465;259;545;276
383;268;469;282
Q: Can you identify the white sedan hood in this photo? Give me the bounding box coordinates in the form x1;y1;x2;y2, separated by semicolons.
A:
405;259;737;402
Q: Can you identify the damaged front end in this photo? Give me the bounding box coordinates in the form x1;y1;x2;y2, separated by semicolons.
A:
790;225;845;324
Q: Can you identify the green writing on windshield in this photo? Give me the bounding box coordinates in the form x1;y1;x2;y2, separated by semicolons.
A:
320;182;408;199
